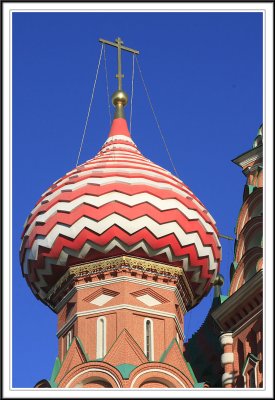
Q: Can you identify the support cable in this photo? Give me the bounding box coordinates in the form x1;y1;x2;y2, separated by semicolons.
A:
130;53;135;134
76;43;104;167
135;56;179;178
103;44;112;126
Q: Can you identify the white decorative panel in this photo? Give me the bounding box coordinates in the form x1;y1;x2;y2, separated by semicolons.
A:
91;294;114;306
136;294;161;306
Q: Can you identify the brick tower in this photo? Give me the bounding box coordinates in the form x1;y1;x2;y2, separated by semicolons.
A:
212;125;263;388
20;38;222;388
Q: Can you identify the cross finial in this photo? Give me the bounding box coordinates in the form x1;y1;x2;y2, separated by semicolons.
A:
115;37;123;45
115;37;124;90
99;37;139;91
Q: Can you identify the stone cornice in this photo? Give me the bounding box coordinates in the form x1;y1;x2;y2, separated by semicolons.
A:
211;270;263;332
232;145;263;169
233;309;262;337
45;256;194;309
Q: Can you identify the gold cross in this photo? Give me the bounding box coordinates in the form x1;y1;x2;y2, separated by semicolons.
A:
99;37;139;91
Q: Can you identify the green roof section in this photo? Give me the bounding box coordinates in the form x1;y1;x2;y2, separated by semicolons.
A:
212;293;228;309
183;358;198;384
63;336;90;363
159;338;176;363
220;295;228;303
159;338;198;384
49;357;61;387
75;336;90;362
49;380;58;388
194;382;205;388
230;261;238;281
115;363;137;379
247;184;257;195
50;335;90;386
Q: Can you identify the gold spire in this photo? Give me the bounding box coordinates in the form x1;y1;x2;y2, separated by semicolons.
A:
99;37;139;119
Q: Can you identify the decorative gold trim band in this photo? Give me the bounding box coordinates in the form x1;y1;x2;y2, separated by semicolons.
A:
46;256;184;301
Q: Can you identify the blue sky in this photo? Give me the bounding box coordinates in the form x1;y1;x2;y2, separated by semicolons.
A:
12;11;263;388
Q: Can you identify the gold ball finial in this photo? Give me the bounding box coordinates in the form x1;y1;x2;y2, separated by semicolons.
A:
112;90;128;107
213;273;224;287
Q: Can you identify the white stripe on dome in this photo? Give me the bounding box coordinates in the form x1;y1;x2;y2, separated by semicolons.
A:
25;192;217;237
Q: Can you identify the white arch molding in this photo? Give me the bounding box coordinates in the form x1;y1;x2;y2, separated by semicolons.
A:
130;368;186;388
65;368;121;388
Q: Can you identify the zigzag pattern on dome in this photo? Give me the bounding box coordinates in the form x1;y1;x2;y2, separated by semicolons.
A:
20;118;221;301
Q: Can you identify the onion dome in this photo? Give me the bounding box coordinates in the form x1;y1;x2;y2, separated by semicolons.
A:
20;113;221;302
20;38;221;303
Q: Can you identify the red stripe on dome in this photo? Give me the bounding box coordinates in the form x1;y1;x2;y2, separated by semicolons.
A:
25;202;221;258
108;118;131;138
29;227;211;271
23;183;217;236
23;187;216;236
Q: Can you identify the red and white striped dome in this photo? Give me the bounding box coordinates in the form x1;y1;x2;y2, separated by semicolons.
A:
20;118;221;301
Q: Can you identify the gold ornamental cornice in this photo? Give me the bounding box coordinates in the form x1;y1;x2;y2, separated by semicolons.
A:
72;256;183;276
45;256;187;303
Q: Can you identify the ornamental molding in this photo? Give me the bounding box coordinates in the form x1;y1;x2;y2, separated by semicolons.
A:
53;275;188;314
232;309;262;337
65;367;122;388
45;256;194;309
211;270;262;330
130;368;186;388
232;146;263;168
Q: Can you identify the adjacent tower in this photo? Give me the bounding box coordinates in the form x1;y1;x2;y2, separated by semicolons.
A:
20;38;221;388
212;125;263;388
